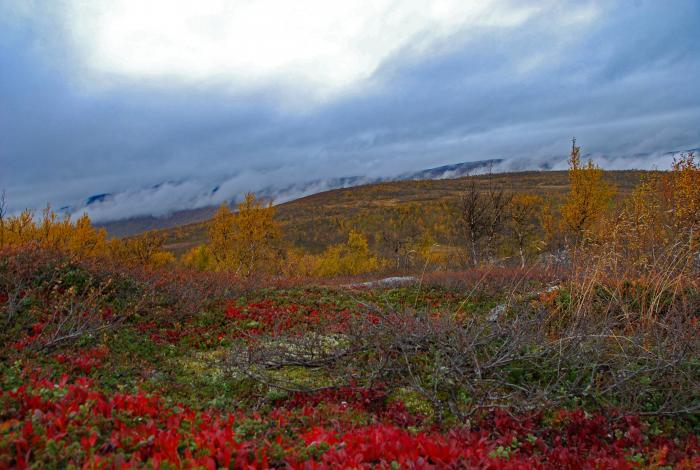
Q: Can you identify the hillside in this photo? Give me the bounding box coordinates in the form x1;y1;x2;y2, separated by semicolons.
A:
96;158;504;238
155;170;651;255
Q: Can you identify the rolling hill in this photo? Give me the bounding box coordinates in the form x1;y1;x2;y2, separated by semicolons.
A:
152;170;650;256
96;158;504;238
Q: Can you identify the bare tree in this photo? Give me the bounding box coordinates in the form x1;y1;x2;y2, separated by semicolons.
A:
484;178;512;258
455;173;512;266
458;179;489;265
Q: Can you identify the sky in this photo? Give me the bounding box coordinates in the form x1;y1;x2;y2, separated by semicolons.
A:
1;0;699;221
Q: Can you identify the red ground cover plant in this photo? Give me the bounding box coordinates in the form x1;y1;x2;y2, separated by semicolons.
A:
53;346;109;375
2;373;698;469
135;299;356;349
2;247;698;468
224;300;354;335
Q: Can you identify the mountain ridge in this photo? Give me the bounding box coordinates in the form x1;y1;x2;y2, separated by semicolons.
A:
94;146;698;238
97;158;503;237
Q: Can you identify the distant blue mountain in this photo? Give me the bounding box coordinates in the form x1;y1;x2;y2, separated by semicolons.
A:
402;159;503;179
85;193;111;205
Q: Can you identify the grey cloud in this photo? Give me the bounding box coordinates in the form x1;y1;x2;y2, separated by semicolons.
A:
2;1;699;220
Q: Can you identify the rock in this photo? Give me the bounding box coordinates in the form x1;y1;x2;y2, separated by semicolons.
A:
346;276;417;288
487;303;507;322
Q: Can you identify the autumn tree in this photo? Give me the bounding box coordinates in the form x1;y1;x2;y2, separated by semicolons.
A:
484;180;512;252
663;152;700;240
129;231;173;266
0;198;180;266
314;230;384;277
232;193;284;276
37;205;71;250
108;230;174;267
538;197;563;253
455;176;512;266
182;245;215;271
208;203;237;269
66;214;107;257
507;193;544;267
560;139;614;245
456;180;486;266
614;152;700;270
207;193;284;276
616;176;663;265
1;209;36;246
379;203;437;269
0;200;112;259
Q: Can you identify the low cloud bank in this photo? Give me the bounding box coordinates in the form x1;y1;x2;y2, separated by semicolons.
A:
76;148;696;223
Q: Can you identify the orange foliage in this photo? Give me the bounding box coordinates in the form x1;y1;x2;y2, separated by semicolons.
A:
663;152;700;239
0;205;173;267
206;193;284;275
560;139;615;244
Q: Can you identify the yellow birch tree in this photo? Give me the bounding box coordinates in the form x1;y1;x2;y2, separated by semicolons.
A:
560;139;615;245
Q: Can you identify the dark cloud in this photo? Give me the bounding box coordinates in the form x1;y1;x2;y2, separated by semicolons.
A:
1;1;699;220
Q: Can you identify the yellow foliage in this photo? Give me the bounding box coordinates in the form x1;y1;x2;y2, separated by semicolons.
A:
560;140;615;244
606;152;699;272
181;245;215;271
208;203;237;268
2;210;36;247
0;206;108;258
150;251;176;267
283;231;389;278
620;176;663;260
206;193;284;276
107;230;174;267
67;213;108;257
282;248;322;277
0;200;175;267
313;230;386;277
665;152;700;237
410;232;446;266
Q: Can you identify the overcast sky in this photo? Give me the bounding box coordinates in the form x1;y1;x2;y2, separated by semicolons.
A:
1;1;699;220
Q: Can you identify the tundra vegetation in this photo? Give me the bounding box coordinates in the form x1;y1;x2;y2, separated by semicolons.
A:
1;147;699;468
